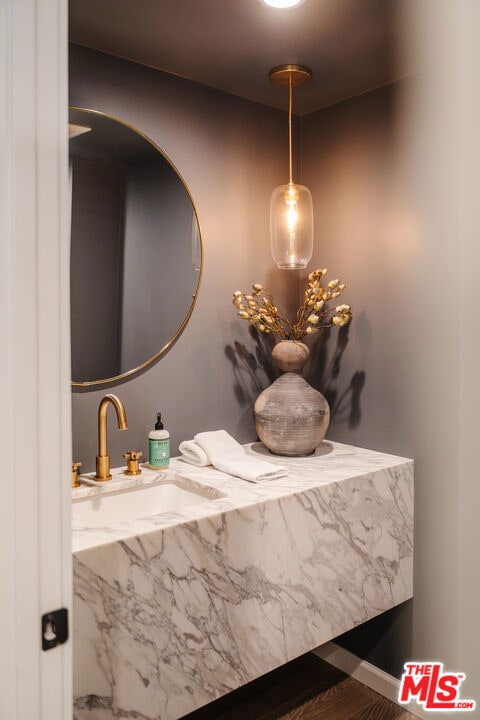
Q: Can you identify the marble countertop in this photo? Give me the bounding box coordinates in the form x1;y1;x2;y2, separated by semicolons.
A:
72;440;412;553
73;439;413;720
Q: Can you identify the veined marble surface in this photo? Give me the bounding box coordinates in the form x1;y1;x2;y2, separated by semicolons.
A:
73;441;413;720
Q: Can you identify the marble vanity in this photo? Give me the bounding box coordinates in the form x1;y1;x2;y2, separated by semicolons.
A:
72;441;413;720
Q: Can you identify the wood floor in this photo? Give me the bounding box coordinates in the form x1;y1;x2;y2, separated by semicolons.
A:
180;653;419;720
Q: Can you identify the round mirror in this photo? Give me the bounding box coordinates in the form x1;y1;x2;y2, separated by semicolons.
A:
69;107;202;386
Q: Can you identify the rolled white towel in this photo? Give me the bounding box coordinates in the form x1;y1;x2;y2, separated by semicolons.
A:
178;439;209;467
193;430;288;483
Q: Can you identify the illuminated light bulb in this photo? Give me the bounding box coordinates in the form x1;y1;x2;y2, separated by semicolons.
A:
285;184;299;230
286;204;298;230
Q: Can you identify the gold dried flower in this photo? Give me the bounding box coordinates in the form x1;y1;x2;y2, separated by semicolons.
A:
232;268;351;340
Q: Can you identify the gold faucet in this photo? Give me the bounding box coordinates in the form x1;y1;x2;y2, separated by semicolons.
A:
71;461;82;488
94;394;128;481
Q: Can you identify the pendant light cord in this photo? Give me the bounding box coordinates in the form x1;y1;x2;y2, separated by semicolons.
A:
288;73;293;184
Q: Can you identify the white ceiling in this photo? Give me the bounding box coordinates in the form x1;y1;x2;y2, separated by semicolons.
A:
69;0;411;116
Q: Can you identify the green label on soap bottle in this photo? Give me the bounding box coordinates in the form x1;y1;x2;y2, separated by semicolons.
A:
149;438;169;467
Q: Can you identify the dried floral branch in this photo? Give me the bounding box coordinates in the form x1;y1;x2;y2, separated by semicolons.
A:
232;268;352;341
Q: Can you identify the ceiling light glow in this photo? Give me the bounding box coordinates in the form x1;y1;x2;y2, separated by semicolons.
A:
261;0;304;8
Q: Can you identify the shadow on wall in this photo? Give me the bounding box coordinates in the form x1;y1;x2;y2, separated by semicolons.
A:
307;325;366;430
224;326;278;409
225;324;365;431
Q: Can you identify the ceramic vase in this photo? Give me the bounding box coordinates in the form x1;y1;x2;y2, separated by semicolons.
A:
254;340;330;456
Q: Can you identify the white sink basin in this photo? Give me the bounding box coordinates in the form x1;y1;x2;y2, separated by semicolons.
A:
72;478;222;528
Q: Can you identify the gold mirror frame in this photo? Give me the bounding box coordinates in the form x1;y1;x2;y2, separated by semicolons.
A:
69;107;203;387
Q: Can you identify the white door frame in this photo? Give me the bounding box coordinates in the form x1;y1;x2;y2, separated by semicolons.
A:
0;0;71;718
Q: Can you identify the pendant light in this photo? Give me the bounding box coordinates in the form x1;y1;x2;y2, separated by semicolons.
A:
269;64;313;270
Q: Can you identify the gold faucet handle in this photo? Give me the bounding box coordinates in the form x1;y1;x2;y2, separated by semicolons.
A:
72;461;82;488
123;451;143;476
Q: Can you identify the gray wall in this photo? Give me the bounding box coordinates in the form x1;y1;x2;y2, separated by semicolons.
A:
302;56;479;711
70;45;297;469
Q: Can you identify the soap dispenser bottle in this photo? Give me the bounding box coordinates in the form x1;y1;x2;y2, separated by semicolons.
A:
148;413;170;469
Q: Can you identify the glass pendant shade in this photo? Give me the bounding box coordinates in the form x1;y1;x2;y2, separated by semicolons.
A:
270;181;313;269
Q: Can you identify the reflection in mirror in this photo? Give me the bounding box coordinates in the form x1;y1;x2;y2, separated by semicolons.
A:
69;108;202;386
